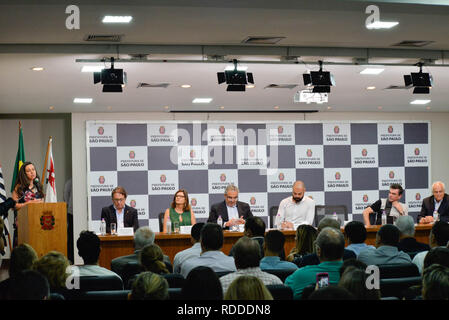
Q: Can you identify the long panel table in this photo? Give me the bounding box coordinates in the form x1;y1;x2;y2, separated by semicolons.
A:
98;224;432;269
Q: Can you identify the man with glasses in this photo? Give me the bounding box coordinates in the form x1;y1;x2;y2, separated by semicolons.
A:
207;184;253;230
100;186;139;234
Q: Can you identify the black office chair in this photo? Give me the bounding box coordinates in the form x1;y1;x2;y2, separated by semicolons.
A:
168;288;183;300
79;290;131;300
162;273;186;288
269;206;279;228
158;212;165;232
380;276;422;299
263;269;296;282
79;275;124;291
266;284;293;300
378;263;420;279
122;261;144;289
314;205;348;227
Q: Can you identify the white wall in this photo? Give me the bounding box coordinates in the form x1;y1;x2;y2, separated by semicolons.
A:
71;111;449;264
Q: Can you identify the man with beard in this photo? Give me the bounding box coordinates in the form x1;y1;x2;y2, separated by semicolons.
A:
275;181;315;230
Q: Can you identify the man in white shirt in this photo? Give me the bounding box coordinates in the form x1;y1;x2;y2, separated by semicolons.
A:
173;222;204;274
275;181;315;230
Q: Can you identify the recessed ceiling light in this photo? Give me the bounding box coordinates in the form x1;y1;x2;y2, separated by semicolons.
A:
327;106;332;110
107;106;112;110
426;106;431;110
81;66;105;73
366;21;399;29
274;106;280;109
193;98;213;104
180;84;191;88
219;106;225;110
163;106;170;109
410;99;431;105
49;106;55;110
246;84;255;89
378;106;383;110
31;67;44;71
360;68;384;75
224;65;248;71
74;98;93;104
366;86;376;90
102;16;133;23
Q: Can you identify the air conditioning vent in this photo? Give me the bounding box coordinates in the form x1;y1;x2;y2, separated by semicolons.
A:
264;84;298;89
242;36;286;45
137;83;170;88
84;34;123;42
392;40;434;47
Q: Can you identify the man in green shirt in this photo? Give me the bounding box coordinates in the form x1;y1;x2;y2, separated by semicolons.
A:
285;227;345;299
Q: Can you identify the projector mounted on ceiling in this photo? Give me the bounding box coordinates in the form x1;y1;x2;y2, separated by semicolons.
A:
403;62;433;94
303;60;335;93
93;57;127;92
217;59;254;91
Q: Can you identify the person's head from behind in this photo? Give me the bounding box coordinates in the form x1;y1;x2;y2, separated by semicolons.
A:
9;243;38;278
77;230;100;265
294;224;318;255
315;227;345;262
424;247;449;270
134;227;155;250
191;222;205;243
264;230;286;256
8;270;50;300
244;216;266;238
344;221;367;244
32;251;69;290
224;276;273;300
376;224;400;247
201;223;223;252
139;243;169;274
339;266;380;300
129;271;169;300
317;217;341;233
388;183;404;202
422;264;449;300
182;266;223;300
430;221;449;248
339;258;368;277
395;215;416;238
233;236;261;269
308;286;355;300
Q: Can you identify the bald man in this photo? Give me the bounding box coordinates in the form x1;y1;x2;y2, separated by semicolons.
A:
418;181;449;224
275;181;315;230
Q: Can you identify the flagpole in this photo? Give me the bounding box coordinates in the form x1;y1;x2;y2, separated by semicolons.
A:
42;136;52;203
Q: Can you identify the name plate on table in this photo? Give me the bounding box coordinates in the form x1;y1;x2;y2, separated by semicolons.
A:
118;227;134;236
180;226;192;234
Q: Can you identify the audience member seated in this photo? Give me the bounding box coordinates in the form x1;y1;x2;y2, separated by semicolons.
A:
357;224;411;266
32;251;70;296
338;266;380;300
308;286;355;300
260;230;298;271
422;264;449;300
128;271;169;300
7;270;50;300
344;221;375;256
163;189;196;233
0;243;38;299
285;227;345;299
339;258;368;277
224;276;273;300
294;218;356;268
220;236;282;294
228;216;266;258
76;230;122;279
395;215;430;253
412;221;449;274
139;244;170;275
181;223;236;278
111;226;172;276
173;223;204;274
287;224;317;262
181;266;223;300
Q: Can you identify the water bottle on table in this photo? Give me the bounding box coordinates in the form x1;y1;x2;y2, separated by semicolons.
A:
433;210;439;223
217;215;223;228
100;218;106;235
381;210;387;225
166;216;172;234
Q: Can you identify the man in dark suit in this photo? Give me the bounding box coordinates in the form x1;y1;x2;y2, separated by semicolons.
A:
207;184;253;229
418;181;449;224
101;186;139;234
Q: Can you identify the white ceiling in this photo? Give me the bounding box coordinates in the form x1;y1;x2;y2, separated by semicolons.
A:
1;0;449;113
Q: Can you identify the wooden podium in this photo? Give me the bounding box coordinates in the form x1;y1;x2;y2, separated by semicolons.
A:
18;202;67;257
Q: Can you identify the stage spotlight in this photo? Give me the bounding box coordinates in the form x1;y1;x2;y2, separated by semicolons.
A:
217;59;254;91
403;62;432;94
93;57;127;92
303;60;335;93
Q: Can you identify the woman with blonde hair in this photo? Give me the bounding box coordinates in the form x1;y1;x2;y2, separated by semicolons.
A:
224;276;273;300
129;271;169;300
31;251;70;293
139;244;169;274
163;189;196;233
286;224;318;262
